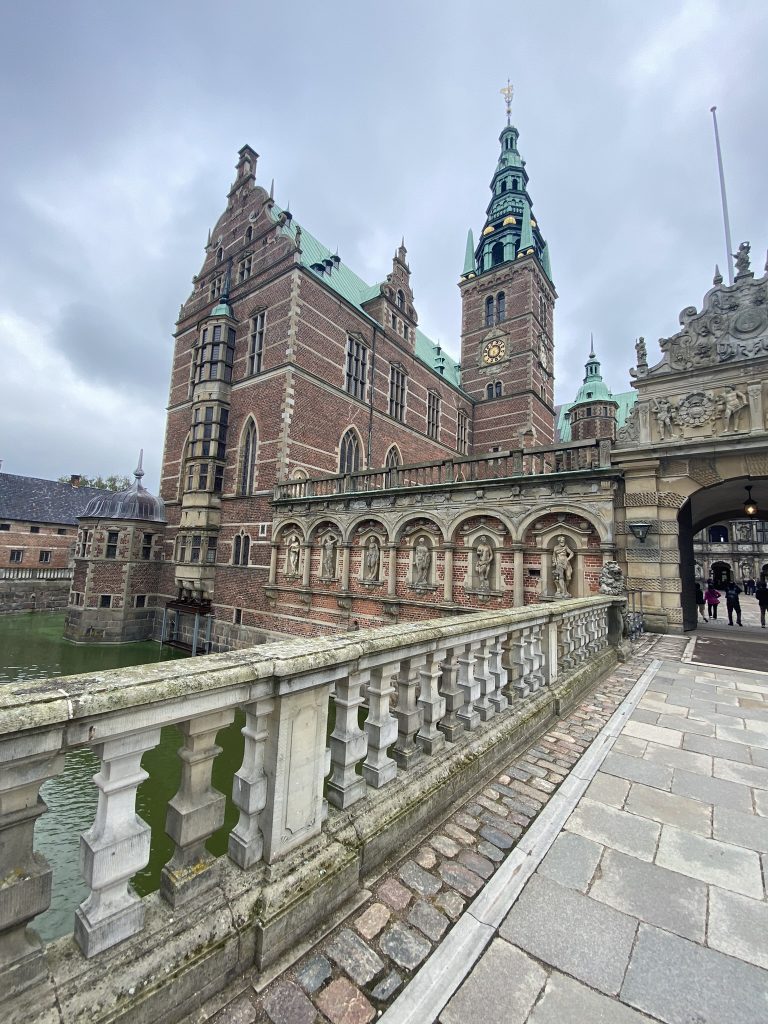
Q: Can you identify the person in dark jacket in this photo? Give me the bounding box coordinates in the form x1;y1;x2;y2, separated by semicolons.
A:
724;581;743;626
695;582;707;622
755;578;768;628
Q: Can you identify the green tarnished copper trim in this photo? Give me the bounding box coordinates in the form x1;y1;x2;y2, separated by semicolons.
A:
462;229;475;276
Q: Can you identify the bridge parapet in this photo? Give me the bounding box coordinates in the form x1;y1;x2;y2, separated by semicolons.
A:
0;596;623;1024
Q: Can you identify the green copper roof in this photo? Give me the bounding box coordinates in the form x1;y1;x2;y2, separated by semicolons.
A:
462;228;475;276
211;299;233;317
556;390;637;442
269;203;461;388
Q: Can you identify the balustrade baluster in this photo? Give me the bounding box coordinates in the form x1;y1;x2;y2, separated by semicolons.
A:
488;633;509;712
508;628;530;698
0;732;65;988
456;643;481;729
160;710;234;908
228;689;273;869
392;658;423;768
527;625;545;691
327;669;368;808
416;648;447;754
437;647;465;740
472;640;495;721
363;662;399;788
74;728;162;958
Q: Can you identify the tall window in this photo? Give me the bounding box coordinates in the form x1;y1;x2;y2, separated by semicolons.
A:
9;549;22;563
496;292;506;322
238;256;252;282
190;405;229;461
485;296;494;326
396;289;405;310
539;295;546;324
385;446;401;469
389;366;406;421
106;531;119;559
248;312;266;375
141;533;153;559
457;409;468;454
339;429;361;475
233;534;250;566
209;275;223;300
491;241;504;266
427;392;440;439
240;420;258;495
495;381;502;397
345;336;367;400
486;383;494;400
196;324;235;383
190;535;202;563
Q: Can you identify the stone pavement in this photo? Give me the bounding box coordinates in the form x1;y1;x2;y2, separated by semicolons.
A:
185;633;768;1024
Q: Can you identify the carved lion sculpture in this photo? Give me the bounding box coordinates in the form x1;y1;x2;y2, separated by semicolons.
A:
599;561;626;596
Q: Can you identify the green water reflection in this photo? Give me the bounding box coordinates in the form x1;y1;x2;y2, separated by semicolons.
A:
1;613;243;943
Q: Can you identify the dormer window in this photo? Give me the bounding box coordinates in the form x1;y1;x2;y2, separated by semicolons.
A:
396;289;405;310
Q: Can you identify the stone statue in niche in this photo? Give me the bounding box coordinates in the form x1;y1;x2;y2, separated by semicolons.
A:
694;561;703;579
651;397;678;440
474;536;494;591
740;559;753;579
413;536;431;586
717;386;749;432
738;523;752;541
320;533;337;578
286;534;300;576
552;535;574;598
364;536;380;581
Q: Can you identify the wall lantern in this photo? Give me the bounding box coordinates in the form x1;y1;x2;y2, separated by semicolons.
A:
627;521;652;543
744;485;759;517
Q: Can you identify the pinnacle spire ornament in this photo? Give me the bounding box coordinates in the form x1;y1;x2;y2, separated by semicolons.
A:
500;79;513;126
713;264;723;285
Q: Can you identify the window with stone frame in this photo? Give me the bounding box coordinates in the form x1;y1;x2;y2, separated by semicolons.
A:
196;324;235;384
30;525;40;533
339;429;362;475
135;595;147;608
388;365;407;421
496;292;506;323
206;537;218;564
345;336;367;400
457;409;469;454
232;533;250;566
0;523;9;530
248;311;266;375
176;535;188;562
105;531;119;559
141;533;153;560
485;296;494;326
39;550;52;563
427;392;440;439
396;289;405;310
9;549;23;563
240;420;258;495
100;595;112;608
209;275;223;301
190;535;202;563
237;255;252;282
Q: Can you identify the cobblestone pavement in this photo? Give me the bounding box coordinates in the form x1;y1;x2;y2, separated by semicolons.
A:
186;634;690;1024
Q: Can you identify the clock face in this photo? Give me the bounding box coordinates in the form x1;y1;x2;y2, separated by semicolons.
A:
482;339;506;364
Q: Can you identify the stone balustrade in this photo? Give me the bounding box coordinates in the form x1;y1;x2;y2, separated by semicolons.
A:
274;438;612;502
0;567;74;581
0;595;623;1024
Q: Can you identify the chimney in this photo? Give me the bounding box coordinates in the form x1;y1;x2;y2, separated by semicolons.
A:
70;474;82;487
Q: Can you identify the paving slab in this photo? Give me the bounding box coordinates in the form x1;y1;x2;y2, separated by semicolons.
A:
717;722;768;749
708;887;768;970
499;874;638;995
641;741;712;775
671;766;753;811
565;797;660;862
714;757;768;789
439;940;545;1024
623;720;683;747
683;733;752;763
588;848;707;942
624;781;712;836
621;923;768;1024
612;734;647;756
585;771;630;807
600;750;672;790
528;970;657;1024
538;831;603;892
655;824;764;897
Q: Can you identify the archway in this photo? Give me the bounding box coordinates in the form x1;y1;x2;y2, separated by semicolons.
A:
678;477;768;630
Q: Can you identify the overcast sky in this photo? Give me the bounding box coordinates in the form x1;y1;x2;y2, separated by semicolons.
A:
1;1;766;490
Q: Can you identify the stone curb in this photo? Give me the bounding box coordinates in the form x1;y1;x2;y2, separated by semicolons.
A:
377;658;663;1024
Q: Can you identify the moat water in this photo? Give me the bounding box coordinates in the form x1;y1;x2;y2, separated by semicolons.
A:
0;613;244;943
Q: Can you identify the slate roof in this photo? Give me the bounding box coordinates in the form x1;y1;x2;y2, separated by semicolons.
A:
0;474;112;526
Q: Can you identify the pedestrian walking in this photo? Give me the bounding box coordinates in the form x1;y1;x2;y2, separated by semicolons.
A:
695;583;707;622
755;578;768;628
724;581;743;626
703;583;720;619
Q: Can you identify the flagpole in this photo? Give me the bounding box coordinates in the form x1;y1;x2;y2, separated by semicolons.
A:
710;106;734;286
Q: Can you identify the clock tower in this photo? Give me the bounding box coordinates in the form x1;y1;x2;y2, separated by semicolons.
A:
459;87;556;451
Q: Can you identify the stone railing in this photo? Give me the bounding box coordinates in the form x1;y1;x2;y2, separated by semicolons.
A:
0;596;623;1024
274;438;612;502
0;567;73;581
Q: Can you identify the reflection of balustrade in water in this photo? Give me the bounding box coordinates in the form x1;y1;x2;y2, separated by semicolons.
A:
0;595;623;1022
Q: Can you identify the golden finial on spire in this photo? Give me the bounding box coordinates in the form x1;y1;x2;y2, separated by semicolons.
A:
500;79;514;126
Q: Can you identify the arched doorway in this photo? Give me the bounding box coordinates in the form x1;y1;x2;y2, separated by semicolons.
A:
678;476;768;631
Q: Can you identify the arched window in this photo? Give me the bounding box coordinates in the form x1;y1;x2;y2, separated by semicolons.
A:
500;180;507;193
233;535;241;565
241;535;250;566
495;381;502;397
385;445;401;469
396;289;405;310
339;429;361;475
512;178;518;190
217;246;223;262
245;225;253;243
233;533;250;566
491;241;504;267
709;526;729;543
485;296;494;326
496;292;506;322
240;420;258;495
486;383;494;400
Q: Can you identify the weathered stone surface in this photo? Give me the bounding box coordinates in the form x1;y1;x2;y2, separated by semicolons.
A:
354;902;391;941
443;822;475;845
326;928;385;986
714;805;768;852
601;751;672;791
621;923;768;1024
478;824;517;850
623;721;682;747
438;861;484;898
476;839;504;862
707;887;768;969
538;832;603;892
589;849;707;942
377;878;412;911
434;889;465;920
500;874;638;995
407;899;450;941
440;939;546;1024
414;846;437;870
453;812;480;832
210;992;259;1024
624;781;712;835
315;977;375;1024
585;771;630;807
262;980;317;1024
714;757;768;789
528;971;655;1024
430;834;461;858
566;797;660;861
671;768;752;812
370;970;402;1002
398;860;442;897
655;824;763;897
294;953;332;994
379;921;431;971
457;850;495;879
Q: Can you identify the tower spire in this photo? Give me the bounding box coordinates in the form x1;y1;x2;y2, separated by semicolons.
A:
500;79;513;127
134;449;144;482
